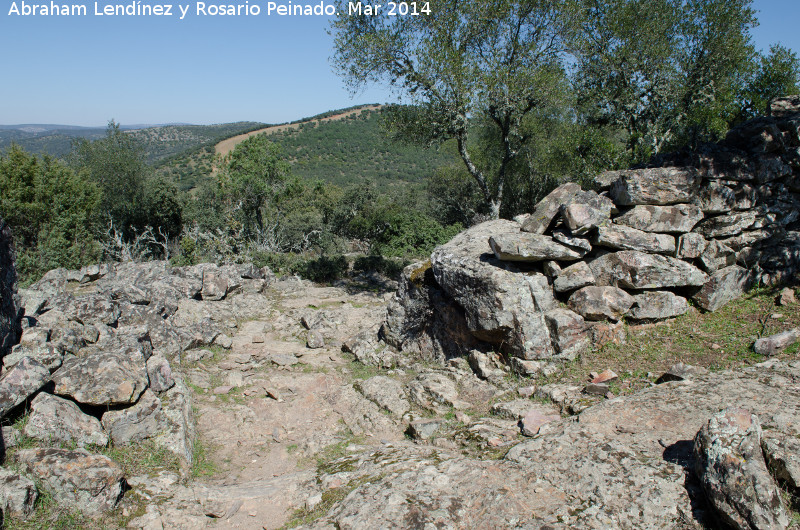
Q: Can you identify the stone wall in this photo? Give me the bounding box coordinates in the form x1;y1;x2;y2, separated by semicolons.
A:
382;96;800;371
0;217;21;361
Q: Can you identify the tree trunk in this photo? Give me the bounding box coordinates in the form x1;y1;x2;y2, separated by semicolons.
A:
457;136;501;220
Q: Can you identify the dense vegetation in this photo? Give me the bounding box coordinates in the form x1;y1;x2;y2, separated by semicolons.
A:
2;0;799;286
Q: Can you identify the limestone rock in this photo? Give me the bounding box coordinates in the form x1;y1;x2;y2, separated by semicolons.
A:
676;232;708;259
489;233;583;262
628;291;689;321
553;261;595;293
0;467;37;516
594;223;676;254
146;355;176;393
102;389;168;445
0;356;50;419
568;286;635;321
693;265;755;312
52;351;148;406
615;204;704;233
15;447;125;515
24;393;108;447
561;190;614;235
695;210;757;238
521;183;581;234
753;329;800;356
590;250;708;289
544;308;589;360
609;167;702;206
354;376;410;417
694;408;788;530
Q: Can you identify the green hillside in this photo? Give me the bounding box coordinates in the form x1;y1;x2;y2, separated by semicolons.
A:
129;122;266;163
262;108;457;189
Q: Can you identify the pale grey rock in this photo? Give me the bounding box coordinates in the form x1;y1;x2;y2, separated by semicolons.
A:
753;329;800;356
553;261;595;293
18;288;47;316
213;333;233;349
431;220;556;359
676;233;708;259
52;350;148;406
693;182;736;214
489;233;582;262
521;183;581;234
693;265;755;312
542;260;561;278
306;330;325;349
24;393;108;447
44;292;121;327
614;204;704;233
695;210;757;238
778;288;797;306
146;355;176;393
609;167;702;206
354;376;410;417
4;343;63;373
761;431;800;489
699;239;737;272
158;377;195;473
544;308;590;360
561;190;614;235
406;372;466;413
552;228;593;252
694;408;788;530
15;447;125;515
490;399;552;421
307;361;800;530
406;419;444;440
628;292;689;321
568;286;635;321
509;357;548;377
0;356;50;419
718;228;781;251
593;170;621;190
467;350;505;380
655;362;709;384
0;467;37;516
590;250;708;289
102;389;168;445
201;268;228;301
520;407;561;436
594;223;676;254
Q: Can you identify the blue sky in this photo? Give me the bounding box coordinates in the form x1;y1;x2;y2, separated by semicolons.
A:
0;0;798;126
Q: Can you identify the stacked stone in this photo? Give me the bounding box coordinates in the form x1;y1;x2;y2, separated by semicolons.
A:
383;96;800;368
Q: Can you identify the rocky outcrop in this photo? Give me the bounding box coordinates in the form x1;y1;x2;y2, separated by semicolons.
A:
0;217;21;361
383;100;800;366
307;360;800;529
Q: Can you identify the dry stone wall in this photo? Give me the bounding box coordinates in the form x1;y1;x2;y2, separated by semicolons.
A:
383;96;800;369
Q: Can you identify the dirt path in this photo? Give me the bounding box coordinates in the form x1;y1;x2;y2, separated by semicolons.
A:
132;279;404;529
214;105;383;159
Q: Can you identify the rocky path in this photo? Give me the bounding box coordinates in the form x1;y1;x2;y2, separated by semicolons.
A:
129;280;407;529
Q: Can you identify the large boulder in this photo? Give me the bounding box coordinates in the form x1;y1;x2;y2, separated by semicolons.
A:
590;250;708;289
694;211;757;238
692;265;755;312
24;392;108;447
14;448;125;515
553;261;595;293
628;291;689;321
568;286;635;321
51;350;148;406
561;190;615;235
614;204;704;233
101;389;168;445
0;356;50;419
608;167;702;205
431;220;556;359
0;217;21;360
694;409;788;530
0;467;37;516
